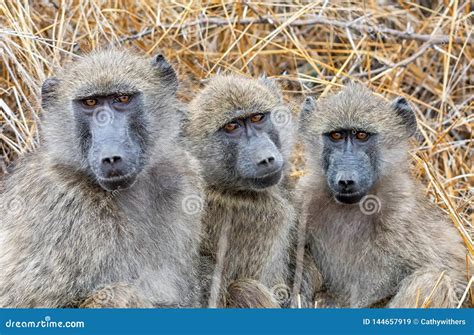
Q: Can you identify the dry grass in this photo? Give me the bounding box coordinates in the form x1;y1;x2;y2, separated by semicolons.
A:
0;0;472;306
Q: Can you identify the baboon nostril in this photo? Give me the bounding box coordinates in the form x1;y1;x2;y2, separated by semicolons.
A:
338;179;355;188
102;155;123;166
111;156;122;164
258;156;275;166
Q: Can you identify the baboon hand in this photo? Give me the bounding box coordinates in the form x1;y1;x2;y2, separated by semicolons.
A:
225;279;281;308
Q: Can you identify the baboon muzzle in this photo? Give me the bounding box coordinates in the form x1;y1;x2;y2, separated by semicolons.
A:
89;116;140;191
236;135;283;188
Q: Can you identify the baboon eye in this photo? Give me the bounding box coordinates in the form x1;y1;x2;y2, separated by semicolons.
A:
250;113;265;123
223;122;239;133
355;131;369;141
329;131;344;141
115;95;131;104
82;98;98;107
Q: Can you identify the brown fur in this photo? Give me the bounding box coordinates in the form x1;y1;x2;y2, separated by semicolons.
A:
186;75;284;141
184;75;296;308
0;49;203;308
201;189;294;308
296;83;470;308
225;279;280;308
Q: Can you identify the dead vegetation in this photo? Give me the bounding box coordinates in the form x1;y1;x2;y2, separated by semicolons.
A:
0;0;472;306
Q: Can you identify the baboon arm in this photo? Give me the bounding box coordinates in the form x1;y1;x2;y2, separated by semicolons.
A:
387;268;464;308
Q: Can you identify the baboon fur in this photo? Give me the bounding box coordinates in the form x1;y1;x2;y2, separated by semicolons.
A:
184;75;296;308
296;83;470;308
0;49;203;308
225;279;279;308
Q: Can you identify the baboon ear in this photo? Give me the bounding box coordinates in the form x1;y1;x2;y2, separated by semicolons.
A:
299;96;316;133
152;53;178;93
391;97;417;137
258;75;281;99
41;77;60;109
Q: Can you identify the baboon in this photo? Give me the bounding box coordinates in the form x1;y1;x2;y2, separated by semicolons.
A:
295;83;470;308
0;49;203;308
184;74;296;308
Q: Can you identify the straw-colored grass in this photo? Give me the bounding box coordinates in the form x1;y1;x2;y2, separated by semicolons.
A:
0;0;472;307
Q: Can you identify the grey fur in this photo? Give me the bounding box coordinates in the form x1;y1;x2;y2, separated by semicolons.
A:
296;83;470;308
0;49;203;308
184;74;296;307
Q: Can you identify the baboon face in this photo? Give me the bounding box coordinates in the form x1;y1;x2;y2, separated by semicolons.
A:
41;49;179;192
186;75;293;191
72;93;144;191
322;128;379;204
212;112;284;190
300;84;417;204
